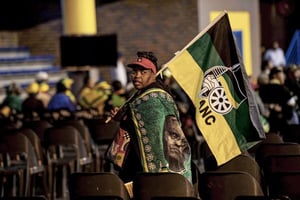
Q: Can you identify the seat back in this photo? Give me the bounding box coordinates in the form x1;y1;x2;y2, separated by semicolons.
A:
20;128;45;166
68;172;131;200
54;119;95;156
44;125;88;163
0;132;41;196
268;171;300;200
255;143;300;167
198;171;264;200
85;118;119;145
133;172;195;200
282;124;300;143
84;118;120;171
263;132;284;143
208;154;263;188
262;154;300;198
248;133;284;154
22;120;53;145
263;154;300;174
1;132;39;169
44;125;91;198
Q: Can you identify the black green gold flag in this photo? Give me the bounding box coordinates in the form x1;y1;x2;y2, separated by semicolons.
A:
166;11;265;165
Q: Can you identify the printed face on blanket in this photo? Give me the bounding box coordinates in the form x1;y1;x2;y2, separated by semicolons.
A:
107;51;192;184
163;115;190;173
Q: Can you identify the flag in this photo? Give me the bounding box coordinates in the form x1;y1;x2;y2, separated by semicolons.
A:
166;11;265;166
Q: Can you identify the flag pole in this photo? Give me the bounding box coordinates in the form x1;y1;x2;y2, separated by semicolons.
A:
157;10;228;75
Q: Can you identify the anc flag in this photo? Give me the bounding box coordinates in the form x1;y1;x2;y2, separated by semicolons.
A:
165;11;265;165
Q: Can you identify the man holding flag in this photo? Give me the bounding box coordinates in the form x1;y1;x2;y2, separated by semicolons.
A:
164;11;265;166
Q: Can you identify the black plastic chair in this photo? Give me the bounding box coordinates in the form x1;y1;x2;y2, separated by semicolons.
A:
84;118;120;172
44;125;93;199
263;154;300;174
133;172;196;200
262;154;300;198
68;172;131;200
0;147;26;197
268;171;300;200
282;124;300;143
255;142;300;168
207;154;264;192
19;128;49;198
54;119;96;171
22;120;53;146
0;133;44;197
248;133;284;155
199;171;264;200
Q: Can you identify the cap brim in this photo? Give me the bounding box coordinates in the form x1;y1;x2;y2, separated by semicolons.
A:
127;63;149;69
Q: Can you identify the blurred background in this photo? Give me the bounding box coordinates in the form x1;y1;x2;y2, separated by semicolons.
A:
0;0;299;99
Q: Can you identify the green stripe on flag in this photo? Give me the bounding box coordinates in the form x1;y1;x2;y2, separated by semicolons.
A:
187;33;223;72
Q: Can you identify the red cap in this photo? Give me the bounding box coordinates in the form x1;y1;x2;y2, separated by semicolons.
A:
127;57;157;74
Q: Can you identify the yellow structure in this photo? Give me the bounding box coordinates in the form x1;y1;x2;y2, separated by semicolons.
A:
210;11;252;75
61;0;97;35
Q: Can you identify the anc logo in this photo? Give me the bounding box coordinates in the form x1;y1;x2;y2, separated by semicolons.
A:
198;63;247;115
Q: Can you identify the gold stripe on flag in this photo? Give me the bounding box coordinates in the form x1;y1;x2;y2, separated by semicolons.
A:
195;101;241;165
168;51;203;103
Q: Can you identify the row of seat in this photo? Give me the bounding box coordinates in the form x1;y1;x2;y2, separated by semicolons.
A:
1;118;300;200
69;171;201;200
198;132;300;200
0;117;120;199
68;146;300;200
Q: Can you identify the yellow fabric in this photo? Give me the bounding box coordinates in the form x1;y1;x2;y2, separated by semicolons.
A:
94;81;111;90
62;78;74;89
79;81;112;115
27;82;40;94
80;89;110;107
39;82;50;92
0;106;11;117
66;90;76;103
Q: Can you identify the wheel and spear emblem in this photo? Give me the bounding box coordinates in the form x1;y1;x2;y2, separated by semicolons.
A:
198;64;247;115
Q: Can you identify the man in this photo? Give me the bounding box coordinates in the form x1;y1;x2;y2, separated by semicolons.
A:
264;41;286;67
108;51;192;183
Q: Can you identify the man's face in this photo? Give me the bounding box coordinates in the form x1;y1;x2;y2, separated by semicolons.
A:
164;116;189;160
130;67;156;90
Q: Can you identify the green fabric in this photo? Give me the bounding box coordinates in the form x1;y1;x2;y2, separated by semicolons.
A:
129;88;192;183
111;94;126;108
2;94;22;112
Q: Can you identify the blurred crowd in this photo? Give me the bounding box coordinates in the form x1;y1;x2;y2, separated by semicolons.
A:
0;66;203;164
0;72;129;127
1;42;299;144
253;41;300;135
